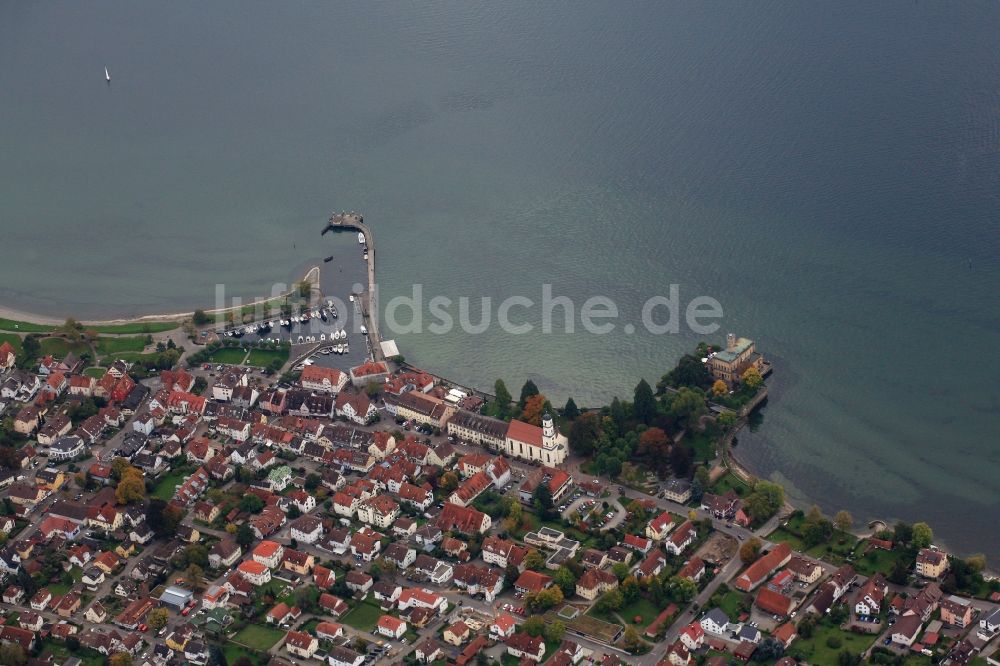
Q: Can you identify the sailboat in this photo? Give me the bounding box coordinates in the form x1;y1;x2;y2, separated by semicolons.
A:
105;67;111;83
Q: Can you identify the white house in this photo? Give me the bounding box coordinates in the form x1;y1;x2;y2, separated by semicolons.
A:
700;608;730;636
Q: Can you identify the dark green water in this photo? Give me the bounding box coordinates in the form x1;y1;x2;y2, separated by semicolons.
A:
1;2;997;556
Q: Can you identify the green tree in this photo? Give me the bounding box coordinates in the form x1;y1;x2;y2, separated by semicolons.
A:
518;379;539;410
911;522;933;548
893;521;913;544
493;379;512;419
297;280;311;298
553;566;577;596
668;387;707;430
185;564;205;590
562;397;580;421
744;481;785;524
545;620;566;644
568;412;601;456
526;586;563;612
609;397;628;435
659;354;712;391
239;494;265;514
633;379;656;424
521;616;545;637
192;309;212;326
595;589;624;612
667;576;697;603
236;523;256;548
611;563;631;581
532;483;554;520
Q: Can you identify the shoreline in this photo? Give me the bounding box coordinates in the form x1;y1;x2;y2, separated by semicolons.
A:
0;266;321;331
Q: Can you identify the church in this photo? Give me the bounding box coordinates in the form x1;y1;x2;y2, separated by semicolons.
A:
503;413;568;466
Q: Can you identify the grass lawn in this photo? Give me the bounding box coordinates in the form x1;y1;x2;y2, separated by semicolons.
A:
108;351;161;363
231;624;286;651
83;366;106;378
768;526;806;551
716;588;745;621
151;467;195;501
39;337;89;357
48;581;72;596
617;597;661;627
711;470;750;497
787;622;876;664
299;617;321;633
854;540;914;576
768;525;857;564
687;430;718;462
208;347;249;365
220;642;266;666
0;333;21;350
38;639;104;666
95;335;148;355
246;348;289;367
340;600;384;633
0;318;56;333
89;321;178;334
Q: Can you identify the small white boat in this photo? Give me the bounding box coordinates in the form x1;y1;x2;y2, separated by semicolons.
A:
105;67;110;82
349;294;354;303
320;334;326;342
363;252;368;261
358;232;365;244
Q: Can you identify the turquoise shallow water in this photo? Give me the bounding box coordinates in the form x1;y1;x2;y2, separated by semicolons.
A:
1;2;997;556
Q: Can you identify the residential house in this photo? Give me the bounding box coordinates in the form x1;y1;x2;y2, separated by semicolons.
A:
576;568;618;601
376;615;407;640
284;630;318;659
646;511;676;541
505;632;546;663
915;548;948;579
733;543;792;592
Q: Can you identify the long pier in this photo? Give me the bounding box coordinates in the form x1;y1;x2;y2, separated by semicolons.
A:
323;212;384;361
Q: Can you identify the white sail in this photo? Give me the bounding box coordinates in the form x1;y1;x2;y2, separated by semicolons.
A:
105;67;110;82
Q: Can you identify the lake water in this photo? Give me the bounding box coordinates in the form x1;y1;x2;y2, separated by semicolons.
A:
1;1;997;557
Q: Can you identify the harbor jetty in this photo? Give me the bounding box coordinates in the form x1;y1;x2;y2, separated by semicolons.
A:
324;212;384;361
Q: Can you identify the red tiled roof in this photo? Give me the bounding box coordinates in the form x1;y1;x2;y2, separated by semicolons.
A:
506;419;543;447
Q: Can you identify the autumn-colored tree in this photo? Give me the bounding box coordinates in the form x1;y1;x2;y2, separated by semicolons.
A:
741;366;763;389
439;472;459;493
185;564;205;590
739;537;763;564
834;510;853;533
966;554;987;573
712;379;728;397
115;467;145;505
147;608;169;631
109;654;133;666
111;457;132;481
523;549;546;571
521;394;548;426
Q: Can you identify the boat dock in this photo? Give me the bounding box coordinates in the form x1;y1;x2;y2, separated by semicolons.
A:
324;212;384;361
